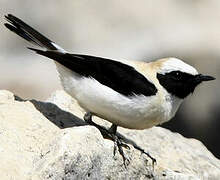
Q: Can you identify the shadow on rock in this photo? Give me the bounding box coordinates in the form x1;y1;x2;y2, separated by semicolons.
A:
14;94;154;160
14;95;87;128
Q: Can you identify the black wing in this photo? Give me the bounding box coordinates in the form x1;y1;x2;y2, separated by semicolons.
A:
4;14;157;97
28;48;158;97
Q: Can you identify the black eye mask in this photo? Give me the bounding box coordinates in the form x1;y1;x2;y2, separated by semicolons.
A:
157;71;201;99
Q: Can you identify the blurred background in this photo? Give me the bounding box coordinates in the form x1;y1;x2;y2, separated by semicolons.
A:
0;0;219;158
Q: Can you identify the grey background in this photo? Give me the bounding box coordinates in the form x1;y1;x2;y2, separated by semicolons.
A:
1;1;219;158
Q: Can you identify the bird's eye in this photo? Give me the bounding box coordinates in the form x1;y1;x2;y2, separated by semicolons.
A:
171;71;182;80
175;72;180;76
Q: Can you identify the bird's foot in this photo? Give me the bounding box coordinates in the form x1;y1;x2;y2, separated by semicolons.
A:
133;145;156;168
111;133;156;168
112;133;130;167
83;112;156;167
83;113;130;166
143;151;156;167
108;124;130;167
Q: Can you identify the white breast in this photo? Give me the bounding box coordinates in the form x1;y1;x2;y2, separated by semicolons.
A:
55;62;182;130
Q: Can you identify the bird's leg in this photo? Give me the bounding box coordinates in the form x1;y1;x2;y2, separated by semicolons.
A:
84;112;110;133
84;113;155;167
109;124;124;155
83;113;130;166
83;112;93;123
83;112;117;139
109;124;156;167
108;124;130;167
108;124;117;134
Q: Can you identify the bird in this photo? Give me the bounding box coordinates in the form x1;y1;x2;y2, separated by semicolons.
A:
4;14;215;165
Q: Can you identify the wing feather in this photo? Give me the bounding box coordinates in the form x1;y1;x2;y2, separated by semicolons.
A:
28;48;158;97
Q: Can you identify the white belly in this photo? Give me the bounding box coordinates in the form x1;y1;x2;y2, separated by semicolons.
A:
55;63;182;129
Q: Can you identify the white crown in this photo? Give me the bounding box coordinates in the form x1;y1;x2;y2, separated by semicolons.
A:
159;58;198;75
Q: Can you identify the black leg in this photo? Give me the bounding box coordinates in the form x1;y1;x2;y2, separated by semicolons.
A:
83;113;130;166
83;112;93;123
109;124;117;134
109;124;130;167
83;112;156;168
116;133;157;167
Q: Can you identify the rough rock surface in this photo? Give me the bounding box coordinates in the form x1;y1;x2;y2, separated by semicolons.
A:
0;90;219;180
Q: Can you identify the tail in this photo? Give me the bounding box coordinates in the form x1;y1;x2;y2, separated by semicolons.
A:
4;14;65;52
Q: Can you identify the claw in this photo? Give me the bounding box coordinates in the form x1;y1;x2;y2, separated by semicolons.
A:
113;140;117;156
117;140;130;167
112;134;131;167
121;143;130;150
83;113;156;168
142;150;156;168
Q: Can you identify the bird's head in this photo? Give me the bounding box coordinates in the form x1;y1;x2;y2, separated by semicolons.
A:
155;58;215;99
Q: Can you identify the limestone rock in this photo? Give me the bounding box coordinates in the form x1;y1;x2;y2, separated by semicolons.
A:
0;90;219;180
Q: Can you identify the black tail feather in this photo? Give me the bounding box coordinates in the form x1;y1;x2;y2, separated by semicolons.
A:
5;14;57;50
4;23;42;47
27;47;64;61
27;47;51;56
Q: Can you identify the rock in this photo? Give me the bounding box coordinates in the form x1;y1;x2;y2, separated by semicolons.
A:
0;90;14;103
0;90;59;179
0;90;219;180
